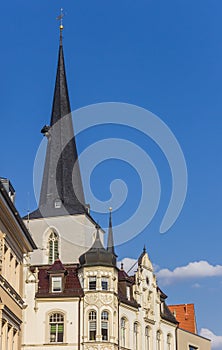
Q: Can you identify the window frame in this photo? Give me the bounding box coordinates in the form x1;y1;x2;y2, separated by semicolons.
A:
120;317;127;347
126;285;130;300
101;277;109;291
101;311;109;341
89;276;96;290
145;326;150;350
51;276;63;293
49;312;64;343
133;322;139;350
88;311;97;341
48;231;59;264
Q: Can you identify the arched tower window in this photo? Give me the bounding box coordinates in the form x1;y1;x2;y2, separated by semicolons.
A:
49;313;64;343
89;311;97;340
101;311;109;341
48;231;59;264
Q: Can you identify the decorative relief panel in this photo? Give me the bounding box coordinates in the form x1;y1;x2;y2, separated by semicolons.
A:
85;294;99;305
85;293;114;306
100;294;113;305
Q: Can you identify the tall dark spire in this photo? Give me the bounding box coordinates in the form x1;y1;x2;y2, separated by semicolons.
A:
29;26;86;219
107;208;116;256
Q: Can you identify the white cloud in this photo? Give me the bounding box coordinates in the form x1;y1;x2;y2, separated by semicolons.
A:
200;328;222;349
192;283;201;288
156;260;222;285
117;257;138;274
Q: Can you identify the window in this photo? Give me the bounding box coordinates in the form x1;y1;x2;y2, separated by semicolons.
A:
101;311;109;341
157;330;161;350
167;334;173;350
134;322;139;350
49;313;64;343
89;276;96;290
121;317;126;347
126;286;130;300
54;198;62;208
189;347;198;350
101;277;108;290
52;277;62;292
145;326;150;350
89;311;96;340
48;231;59;264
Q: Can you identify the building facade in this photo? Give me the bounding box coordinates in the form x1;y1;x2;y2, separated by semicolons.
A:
21;25;211;350
168;304;211;350
0;178;36;350
22;225;178;350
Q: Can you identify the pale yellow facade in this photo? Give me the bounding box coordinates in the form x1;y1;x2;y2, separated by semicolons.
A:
0;180;36;350
177;328;211;350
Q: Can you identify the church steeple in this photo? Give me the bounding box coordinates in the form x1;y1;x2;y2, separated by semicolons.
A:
29;25;86;219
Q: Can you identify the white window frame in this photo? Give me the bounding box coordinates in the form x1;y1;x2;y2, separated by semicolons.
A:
51;276;62;293
121;317;126;347
89;276;96;290
89;311;97;341
49;313;64;343
48;231;59;264
101;311;109;341
126;286;130;300
101;277;109;290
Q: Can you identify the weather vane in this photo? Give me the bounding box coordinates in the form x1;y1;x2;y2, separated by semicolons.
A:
56;8;65;30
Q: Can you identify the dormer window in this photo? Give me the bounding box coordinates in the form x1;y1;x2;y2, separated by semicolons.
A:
126;286;130;300
52;276;62;292
89;276;96;290
54;199;62;209
101;277;108;291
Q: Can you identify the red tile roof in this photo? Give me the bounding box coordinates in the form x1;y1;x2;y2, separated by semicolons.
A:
32;263;83;298
168;304;197;333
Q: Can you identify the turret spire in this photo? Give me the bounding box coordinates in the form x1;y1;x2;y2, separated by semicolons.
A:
29;21;86;219
107;208;116;256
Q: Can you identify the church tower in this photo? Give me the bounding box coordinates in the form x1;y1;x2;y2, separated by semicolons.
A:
24;24;100;265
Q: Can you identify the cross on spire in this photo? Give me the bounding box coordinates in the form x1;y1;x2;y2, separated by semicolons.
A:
56;8;65;45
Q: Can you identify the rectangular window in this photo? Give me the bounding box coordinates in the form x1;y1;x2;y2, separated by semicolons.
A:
101;321;108;340
89;277;96;290
89;321;96;340
126;286;130;300
50;323;64;342
52;277;62;292
102;277;108;290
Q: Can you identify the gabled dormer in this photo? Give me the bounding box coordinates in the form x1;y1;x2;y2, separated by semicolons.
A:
47;259;67;293
118;264;139;308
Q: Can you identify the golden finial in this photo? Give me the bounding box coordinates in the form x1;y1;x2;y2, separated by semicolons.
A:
109;207;112;212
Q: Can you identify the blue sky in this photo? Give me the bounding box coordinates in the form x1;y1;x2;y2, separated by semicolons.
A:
1;1;222;347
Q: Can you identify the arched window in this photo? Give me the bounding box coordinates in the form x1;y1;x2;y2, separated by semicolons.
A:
121;317;126;347
145;326;151;350
89;311;96;340
48;231;59;264
49;313;64;343
167;333;173;350
134;322;139;350
101;311;109;341
157;330;162;350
